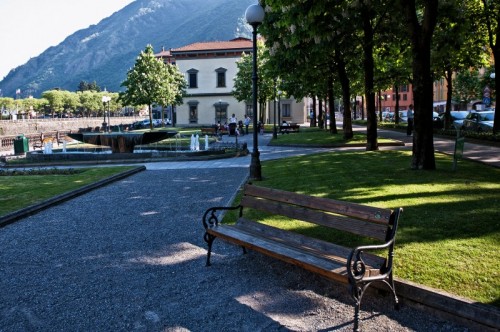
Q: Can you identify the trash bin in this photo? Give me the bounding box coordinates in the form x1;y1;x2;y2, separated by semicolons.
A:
13;134;29;154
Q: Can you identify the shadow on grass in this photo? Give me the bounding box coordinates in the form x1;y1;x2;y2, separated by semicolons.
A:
259;150;499;243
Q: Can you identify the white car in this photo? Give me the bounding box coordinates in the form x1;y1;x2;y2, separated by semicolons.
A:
462;111;495;132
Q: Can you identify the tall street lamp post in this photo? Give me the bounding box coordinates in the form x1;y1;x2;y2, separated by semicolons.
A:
219;99;223;125
273;80;278;139
246;3;265;181
277;90;282;126
102;95;111;132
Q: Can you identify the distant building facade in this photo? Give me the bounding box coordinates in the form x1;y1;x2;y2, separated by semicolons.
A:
377;84;414;113
157;37;306;126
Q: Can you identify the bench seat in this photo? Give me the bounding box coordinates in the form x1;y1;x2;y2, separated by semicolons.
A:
279;124;300;133
207;218;386;283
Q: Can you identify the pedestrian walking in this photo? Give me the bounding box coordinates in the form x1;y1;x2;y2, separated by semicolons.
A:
244;115;251;135
407;104;414;136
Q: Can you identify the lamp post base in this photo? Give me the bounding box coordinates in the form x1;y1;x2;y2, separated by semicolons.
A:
249;150;262;181
273;126;278;139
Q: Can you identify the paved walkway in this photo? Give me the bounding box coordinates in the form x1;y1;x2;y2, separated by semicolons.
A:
0;127;498;331
142;126;499;170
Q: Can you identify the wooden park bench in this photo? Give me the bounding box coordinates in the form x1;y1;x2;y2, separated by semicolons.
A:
279;123;300;134
33;136;58;150
202;184;402;331
200;127;217;136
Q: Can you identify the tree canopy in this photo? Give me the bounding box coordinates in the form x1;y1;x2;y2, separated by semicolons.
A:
120;45;186;130
257;0;494;170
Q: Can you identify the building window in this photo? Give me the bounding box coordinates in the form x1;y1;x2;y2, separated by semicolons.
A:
187;69;198;89
401;85;408;92
215;67;227;88
403;94;407;101
214;102;227;124
188;101;198;124
245;104;253;118
282;104;291;117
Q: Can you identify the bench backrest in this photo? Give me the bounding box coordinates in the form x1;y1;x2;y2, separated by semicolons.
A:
240;184;399;242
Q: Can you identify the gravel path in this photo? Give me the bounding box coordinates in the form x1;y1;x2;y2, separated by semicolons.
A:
0;168;470;331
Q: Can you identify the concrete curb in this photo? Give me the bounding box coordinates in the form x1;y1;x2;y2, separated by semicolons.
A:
0;165;146;228
391;279;500;331
268;141;406;148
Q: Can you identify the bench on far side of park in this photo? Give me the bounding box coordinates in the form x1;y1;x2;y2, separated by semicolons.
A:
202;184;403;331
200;127;217;136
33;136;61;150
279;123;300;134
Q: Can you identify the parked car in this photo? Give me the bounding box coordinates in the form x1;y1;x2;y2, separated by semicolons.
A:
381;111;395;122
434;111;469;129
398;110;408;123
131;119;151;129
462;111;494;132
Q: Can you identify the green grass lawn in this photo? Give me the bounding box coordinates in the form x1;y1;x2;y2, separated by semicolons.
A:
270;126;397;145
0;166;136;216
227;150;499;307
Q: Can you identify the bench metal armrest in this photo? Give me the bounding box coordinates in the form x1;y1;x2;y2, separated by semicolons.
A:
347;238;395;282
202;205;243;229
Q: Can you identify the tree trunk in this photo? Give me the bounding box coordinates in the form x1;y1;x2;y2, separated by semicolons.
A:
402;0;437;170
318;98;324;129
362;3;378;151
312;97;316;127
328;76;337;134
149;104;154;130
378;91;383;122
395;85;400;119
444;68;453;129
361;95;365;120
492;45;499;134
335;50;353;139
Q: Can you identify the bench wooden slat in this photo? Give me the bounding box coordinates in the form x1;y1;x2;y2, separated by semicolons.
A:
208;224;348;283
243;184;392;225
207;219;385;283
241;195;388;241
235;218;386;268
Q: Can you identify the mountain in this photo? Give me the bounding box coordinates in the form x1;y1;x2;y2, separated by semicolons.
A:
0;0;255;98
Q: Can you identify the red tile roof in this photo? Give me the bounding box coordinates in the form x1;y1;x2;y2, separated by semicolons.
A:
171;37;252;53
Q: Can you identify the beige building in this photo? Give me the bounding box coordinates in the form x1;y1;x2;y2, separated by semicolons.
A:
157;38;306;126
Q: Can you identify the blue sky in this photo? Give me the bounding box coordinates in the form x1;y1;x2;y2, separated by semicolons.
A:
0;0;134;80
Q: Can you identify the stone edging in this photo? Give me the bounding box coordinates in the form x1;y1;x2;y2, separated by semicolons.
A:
391;278;499;331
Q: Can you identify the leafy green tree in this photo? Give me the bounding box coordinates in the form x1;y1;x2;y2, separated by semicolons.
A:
77;80;101;92
35;98;49;115
260;1;347;136
233;40;274;123
22;97;37;118
120;45;186;130
42;90;65;117
0;97;15;119
432;0;489;129
62;90;81;116
452;69;483;108
78;91;100;117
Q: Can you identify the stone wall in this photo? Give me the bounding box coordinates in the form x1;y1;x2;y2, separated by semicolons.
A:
0;117;142;137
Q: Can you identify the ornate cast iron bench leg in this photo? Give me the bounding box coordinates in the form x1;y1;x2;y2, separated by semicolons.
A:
203;232;216;266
